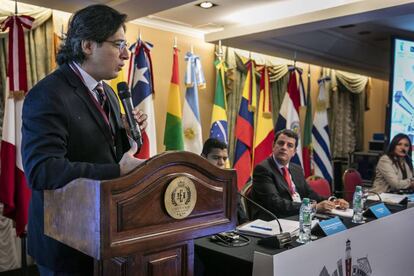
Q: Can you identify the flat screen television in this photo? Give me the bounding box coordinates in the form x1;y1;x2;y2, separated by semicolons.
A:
387;37;414;162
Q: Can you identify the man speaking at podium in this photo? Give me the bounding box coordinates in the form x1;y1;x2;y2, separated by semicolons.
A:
21;5;147;276
251;129;348;220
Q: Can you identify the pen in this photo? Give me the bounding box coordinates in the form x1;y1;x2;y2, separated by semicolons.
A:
250;225;272;231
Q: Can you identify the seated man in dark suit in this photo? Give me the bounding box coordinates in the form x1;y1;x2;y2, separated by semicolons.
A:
201;138;249;225
251;129;348;220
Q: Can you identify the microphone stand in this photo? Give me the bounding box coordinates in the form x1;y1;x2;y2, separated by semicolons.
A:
238;193;292;248
362;190;383;212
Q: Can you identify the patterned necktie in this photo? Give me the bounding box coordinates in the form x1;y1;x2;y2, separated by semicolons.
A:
282;166;294;195
95;83;108;115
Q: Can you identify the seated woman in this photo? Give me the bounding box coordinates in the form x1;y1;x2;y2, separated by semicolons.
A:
371;133;414;193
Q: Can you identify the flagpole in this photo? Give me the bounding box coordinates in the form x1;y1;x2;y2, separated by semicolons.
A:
173;36;177;49
216;40;223;61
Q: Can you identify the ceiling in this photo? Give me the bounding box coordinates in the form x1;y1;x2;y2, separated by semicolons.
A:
15;0;414;79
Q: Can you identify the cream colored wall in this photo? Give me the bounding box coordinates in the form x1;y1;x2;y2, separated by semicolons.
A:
123;23;215;153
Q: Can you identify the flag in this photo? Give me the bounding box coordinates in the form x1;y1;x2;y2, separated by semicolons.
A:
253;66;274;167
209;59;228;144
275;69;303;167
164;47;184;150
128;39;157;158
302;67;313;178
234;60;256;190
183;52;205;153
312;77;333;183
0;15;34;237
1;15;34;94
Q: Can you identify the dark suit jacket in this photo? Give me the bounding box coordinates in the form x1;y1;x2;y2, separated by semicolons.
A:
22;63;130;272
251;157;325;220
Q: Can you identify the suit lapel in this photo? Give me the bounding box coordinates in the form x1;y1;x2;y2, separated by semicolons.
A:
268;157;291;195
290;165;302;194
60;64;115;157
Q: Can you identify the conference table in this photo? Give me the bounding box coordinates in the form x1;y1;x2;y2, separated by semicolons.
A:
194;201;410;276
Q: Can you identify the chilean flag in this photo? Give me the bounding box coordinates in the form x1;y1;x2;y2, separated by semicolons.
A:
128;39;157;158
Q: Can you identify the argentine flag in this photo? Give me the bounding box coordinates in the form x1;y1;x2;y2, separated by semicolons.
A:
183;52;205;153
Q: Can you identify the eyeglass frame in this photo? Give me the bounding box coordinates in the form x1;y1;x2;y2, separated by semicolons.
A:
103;40;130;51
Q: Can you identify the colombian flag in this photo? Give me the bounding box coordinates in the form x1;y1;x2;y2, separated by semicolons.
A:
234;60;256;190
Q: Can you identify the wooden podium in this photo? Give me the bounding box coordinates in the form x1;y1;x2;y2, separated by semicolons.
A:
43;151;237;276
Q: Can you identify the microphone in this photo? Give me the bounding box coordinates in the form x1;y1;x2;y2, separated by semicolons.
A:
238;192;292;249
117;82;143;151
363;190;382;202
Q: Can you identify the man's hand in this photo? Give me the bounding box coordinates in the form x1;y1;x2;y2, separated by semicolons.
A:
119;141;145;176
333;198;349;209
316;200;336;212
133;107;147;131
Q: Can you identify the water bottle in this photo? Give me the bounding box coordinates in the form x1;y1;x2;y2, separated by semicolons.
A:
352;186;364;223
297;198;312;244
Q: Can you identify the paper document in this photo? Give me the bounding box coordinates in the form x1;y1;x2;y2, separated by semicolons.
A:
237;219;295;237
237;219;317;237
367;193;407;204
329;208;354;218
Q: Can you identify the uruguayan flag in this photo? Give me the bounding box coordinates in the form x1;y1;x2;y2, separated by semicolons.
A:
312;77;333;183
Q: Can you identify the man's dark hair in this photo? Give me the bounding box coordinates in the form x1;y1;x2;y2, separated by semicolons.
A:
56;5;127;65
273;129;299;148
386;133;413;172
201;138;228;156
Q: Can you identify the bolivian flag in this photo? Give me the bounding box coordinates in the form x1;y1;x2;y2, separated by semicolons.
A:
164;47;184;150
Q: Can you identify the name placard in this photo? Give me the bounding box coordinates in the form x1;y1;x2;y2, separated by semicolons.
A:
367;203;391;218
407;194;414;202
317;216;347;236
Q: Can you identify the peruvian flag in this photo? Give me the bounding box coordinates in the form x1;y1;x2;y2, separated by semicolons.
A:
0;15;34;237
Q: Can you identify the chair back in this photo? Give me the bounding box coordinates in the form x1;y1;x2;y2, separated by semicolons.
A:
306;175;331;198
240;180;253;220
343;168;362;202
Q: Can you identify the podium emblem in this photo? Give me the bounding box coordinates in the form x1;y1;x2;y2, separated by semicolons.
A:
164;176;197;219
